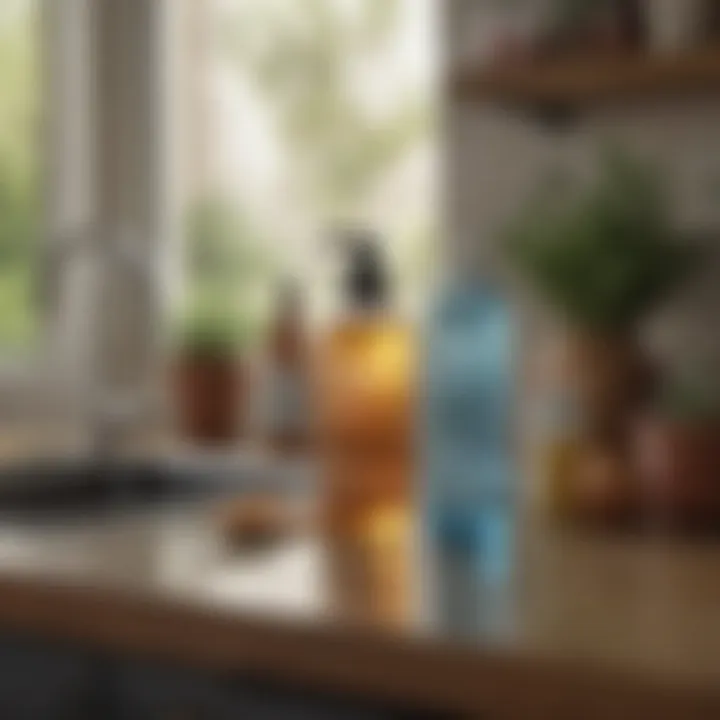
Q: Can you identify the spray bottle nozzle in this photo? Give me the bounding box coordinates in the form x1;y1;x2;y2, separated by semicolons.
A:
336;228;389;308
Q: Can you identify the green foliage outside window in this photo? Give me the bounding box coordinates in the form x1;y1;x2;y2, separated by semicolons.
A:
212;0;434;305
182;0;434;330
0;1;39;351
223;0;428;218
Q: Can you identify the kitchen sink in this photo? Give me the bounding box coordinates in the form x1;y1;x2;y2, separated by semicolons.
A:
0;457;265;521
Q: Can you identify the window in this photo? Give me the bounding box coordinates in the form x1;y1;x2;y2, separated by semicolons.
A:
178;0;437;339
0;0;40;353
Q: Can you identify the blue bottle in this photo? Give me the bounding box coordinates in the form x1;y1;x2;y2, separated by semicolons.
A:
423;279;515;582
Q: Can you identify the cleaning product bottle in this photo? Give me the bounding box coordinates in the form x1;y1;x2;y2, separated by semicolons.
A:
316;230;414;541
423;276;514;578
264;278;310;455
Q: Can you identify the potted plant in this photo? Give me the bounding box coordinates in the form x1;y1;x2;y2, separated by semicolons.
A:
173;195;273;445
635;373;720;529
173;308;250;445
506;149;698;445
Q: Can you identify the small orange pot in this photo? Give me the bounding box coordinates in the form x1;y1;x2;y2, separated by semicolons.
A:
174;355;246;445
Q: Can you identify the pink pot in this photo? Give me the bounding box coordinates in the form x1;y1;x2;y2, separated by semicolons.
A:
635;416;720;525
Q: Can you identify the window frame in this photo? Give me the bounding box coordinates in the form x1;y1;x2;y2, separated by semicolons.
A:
0;0;177;427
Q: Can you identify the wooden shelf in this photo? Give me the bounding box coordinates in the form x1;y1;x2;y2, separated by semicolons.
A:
452;45;720;113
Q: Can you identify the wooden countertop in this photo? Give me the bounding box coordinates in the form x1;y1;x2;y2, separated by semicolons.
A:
0;485;718;718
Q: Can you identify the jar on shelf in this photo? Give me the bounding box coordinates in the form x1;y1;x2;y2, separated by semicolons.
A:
645;0;709;52
453;0;542;69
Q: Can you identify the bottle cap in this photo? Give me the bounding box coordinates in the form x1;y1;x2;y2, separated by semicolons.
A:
339;228;389;308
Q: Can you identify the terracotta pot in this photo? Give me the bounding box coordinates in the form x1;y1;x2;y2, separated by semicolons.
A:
174;355;246;445
571;443;638;526
559;328;653;444
635;416;720;527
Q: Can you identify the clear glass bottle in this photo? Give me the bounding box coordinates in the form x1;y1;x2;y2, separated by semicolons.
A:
263;278;310;455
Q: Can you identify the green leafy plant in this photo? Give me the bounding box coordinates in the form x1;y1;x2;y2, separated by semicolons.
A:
176;306;249;361
180;195;275;354
505;149;700;331
0;3;40;350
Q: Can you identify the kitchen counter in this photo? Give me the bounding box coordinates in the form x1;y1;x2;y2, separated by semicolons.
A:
0;480;719;718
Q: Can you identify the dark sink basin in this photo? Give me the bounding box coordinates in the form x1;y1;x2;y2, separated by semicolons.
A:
0;458;263;521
